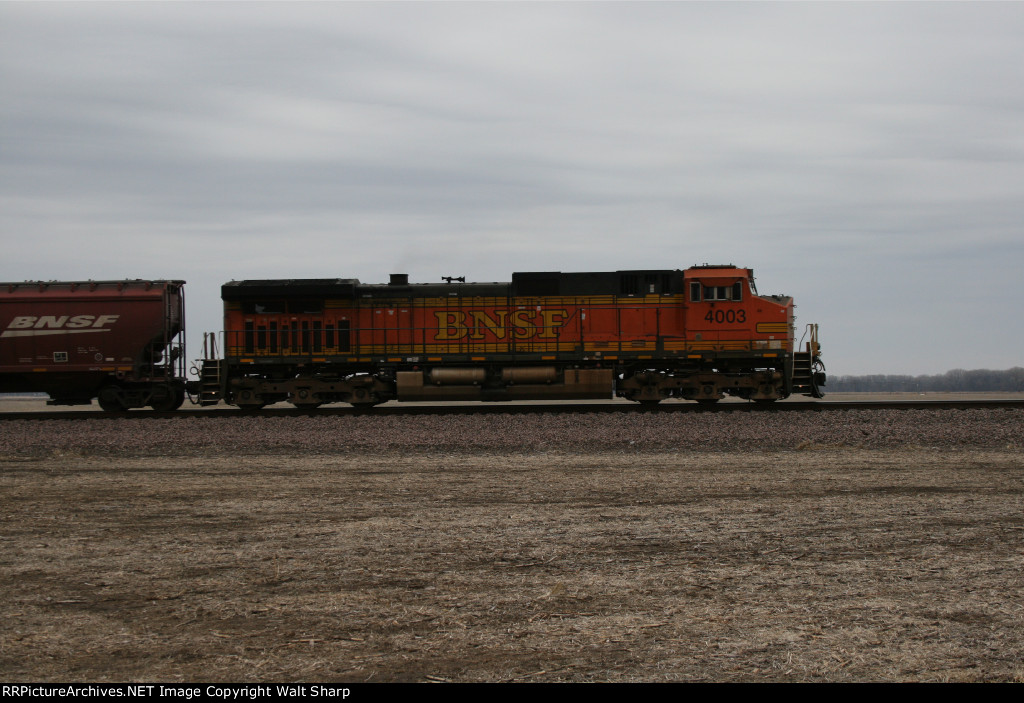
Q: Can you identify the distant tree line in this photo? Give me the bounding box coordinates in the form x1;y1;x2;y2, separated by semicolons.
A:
828;367;1024;393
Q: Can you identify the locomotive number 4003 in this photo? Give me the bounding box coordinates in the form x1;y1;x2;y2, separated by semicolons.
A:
704;309;747;324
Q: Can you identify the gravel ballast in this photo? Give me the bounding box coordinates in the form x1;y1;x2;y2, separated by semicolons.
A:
2;407;1021;455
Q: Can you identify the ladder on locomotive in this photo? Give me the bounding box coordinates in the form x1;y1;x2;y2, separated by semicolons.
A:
791;323;823;398
197;332;224;405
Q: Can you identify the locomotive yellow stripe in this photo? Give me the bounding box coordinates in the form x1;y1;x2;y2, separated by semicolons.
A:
756;322;789;333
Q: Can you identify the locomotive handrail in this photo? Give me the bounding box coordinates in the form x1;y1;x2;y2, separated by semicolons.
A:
201;331;221;360
798;323;821;357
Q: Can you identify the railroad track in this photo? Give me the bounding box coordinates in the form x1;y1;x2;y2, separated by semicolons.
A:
3;398;1023;421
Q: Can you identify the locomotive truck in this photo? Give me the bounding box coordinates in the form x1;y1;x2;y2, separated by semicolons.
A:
195;265;825;408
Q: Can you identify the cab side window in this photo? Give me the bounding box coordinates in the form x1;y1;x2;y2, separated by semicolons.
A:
692;282;743;302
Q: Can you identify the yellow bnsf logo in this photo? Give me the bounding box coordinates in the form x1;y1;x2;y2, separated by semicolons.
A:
1;315;120;338
433;309;568;341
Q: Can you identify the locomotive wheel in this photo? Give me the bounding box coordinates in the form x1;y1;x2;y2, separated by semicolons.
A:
289;387;324;408
234;389;266;410
348;384;383;408
236;403;266;411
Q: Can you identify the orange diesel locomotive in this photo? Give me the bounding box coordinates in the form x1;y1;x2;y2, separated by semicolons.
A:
198;265;824;408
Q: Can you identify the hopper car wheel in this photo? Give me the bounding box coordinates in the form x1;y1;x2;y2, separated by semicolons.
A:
98;386;126;412
150;386;185;412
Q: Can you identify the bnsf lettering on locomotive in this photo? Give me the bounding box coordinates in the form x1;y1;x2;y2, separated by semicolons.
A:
468;309;508;340
434;309;569;341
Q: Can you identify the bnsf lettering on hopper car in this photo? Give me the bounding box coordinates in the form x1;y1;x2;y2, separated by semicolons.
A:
2;314;120;337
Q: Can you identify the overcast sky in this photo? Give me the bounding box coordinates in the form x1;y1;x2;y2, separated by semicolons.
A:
2;2;1022;376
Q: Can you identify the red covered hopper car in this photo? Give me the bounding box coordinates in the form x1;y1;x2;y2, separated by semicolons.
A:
0;280;187;410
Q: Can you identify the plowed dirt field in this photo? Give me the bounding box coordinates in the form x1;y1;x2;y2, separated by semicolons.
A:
2;443;1022;682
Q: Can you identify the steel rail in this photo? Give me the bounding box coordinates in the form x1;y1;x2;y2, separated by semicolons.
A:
3;398;1024;421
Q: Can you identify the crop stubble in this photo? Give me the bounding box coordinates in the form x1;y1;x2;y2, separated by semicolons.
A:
1;408;1023;682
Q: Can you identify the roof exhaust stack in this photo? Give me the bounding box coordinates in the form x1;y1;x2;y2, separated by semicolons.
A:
389;273;409;286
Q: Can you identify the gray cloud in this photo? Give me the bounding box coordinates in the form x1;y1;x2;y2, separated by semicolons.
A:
2;2;1023;375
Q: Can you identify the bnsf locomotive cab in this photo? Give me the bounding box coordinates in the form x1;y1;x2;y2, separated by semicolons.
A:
684;265;792;355
199;266;824;409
